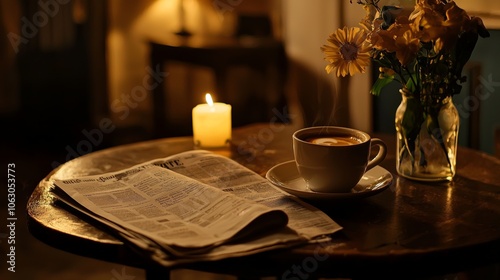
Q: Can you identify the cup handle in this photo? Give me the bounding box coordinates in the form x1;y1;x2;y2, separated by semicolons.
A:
366;138;387;171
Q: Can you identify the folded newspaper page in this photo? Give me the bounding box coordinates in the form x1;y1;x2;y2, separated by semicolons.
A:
52;150;341;265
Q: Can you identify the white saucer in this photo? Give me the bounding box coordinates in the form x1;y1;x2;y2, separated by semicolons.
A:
266;160;393;201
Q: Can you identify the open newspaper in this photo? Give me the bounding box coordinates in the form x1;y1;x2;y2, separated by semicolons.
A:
52;150;342;266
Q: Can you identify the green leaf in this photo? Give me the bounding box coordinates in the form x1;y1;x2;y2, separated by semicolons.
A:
372;57;394;69
371;76;395;96
405;74;418;93
453;31;479;79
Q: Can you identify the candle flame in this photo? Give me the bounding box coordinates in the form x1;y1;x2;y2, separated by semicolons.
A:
205;93;214;106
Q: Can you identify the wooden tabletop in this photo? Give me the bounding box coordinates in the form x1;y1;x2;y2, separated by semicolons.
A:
27;123;500;279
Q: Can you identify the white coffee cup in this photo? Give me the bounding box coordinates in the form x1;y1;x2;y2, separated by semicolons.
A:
293;126;387;193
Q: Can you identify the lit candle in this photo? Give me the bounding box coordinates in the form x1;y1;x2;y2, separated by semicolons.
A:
192;93;232;148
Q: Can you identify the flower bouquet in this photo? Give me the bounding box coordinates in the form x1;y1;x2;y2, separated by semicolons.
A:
321;0;490;181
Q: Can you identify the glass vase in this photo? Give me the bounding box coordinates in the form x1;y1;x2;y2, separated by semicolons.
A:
395;89;459;182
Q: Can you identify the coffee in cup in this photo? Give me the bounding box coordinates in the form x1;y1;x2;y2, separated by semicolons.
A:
305;136;361;146
293;126;387;193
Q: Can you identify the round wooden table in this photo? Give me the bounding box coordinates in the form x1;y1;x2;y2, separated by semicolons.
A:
27;123;500;279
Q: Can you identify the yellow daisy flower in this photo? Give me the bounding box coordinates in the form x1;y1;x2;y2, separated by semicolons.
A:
321;27;372;77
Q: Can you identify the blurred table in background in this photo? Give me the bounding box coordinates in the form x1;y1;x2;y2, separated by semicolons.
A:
149;35;288;138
